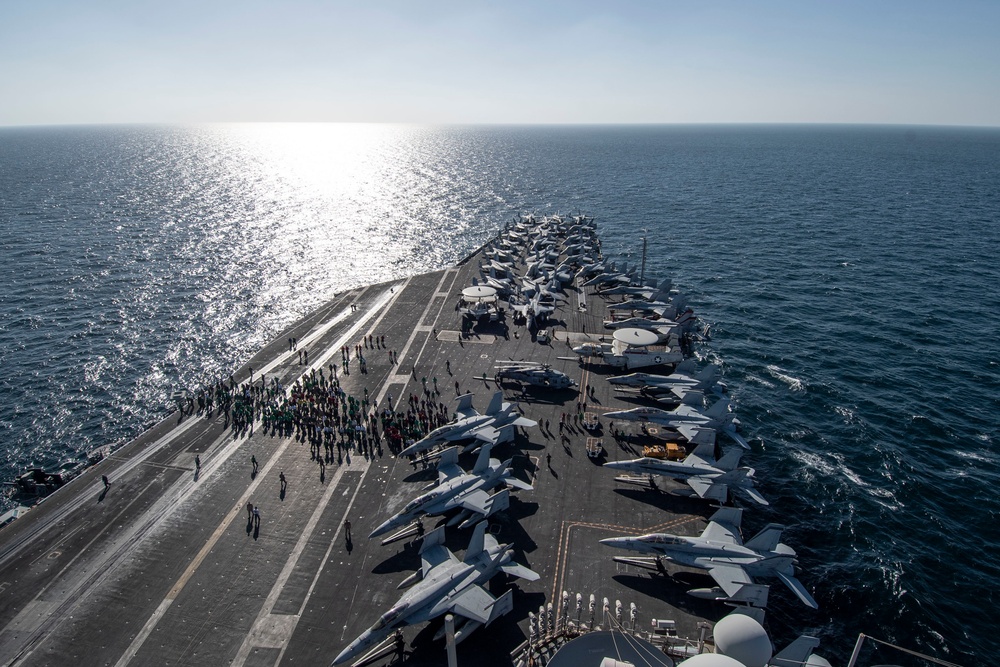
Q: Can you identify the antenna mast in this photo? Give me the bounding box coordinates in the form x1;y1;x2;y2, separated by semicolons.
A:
639;231;648;286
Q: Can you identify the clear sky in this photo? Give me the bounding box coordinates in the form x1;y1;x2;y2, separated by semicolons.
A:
1;0;998;126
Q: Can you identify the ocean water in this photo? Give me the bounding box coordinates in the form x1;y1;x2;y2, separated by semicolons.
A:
1;124;998;664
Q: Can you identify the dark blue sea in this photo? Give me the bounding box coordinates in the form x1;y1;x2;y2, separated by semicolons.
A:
1;124;998;665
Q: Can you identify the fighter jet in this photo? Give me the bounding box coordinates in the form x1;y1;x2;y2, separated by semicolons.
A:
597;278;672;298
399;391;537;458
608;363;724;398
494;361;576;389
333;522;539;665
370;444;531;538
602;430;768;505
599;507;817;609
606;298;671;313
603;393;750;448
582;263;634;288
509;292;557;328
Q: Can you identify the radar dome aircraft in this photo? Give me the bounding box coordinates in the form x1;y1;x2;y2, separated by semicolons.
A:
332;522;539;665
599;507;817;610
369;443;532;539
603;429;768;505
399;391;537;458
571;327;684;369
494;361;576;389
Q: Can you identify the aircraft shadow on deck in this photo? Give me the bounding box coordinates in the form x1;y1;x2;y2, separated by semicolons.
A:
507;386;578;406
497;500;540;553
402;467;437;483
611;572;722;619
612;487;715;518
371;541;423;575
403;588;537;667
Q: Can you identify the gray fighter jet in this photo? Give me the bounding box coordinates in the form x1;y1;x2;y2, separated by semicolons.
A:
399;391;537;458
599;507;817;609
333;522;539;665
602;429;768;505
370;444;531;538
607;361;722;394
603;393;750;449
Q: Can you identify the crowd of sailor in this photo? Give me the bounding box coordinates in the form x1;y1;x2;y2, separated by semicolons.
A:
184;345;465;468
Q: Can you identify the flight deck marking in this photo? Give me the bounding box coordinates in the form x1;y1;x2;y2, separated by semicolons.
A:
332;268;460;647
115;284;406;667
229;463;365;664
549;515;700;622
231;272;454;664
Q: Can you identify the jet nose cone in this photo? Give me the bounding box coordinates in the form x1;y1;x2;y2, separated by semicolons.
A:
332;643;358;665
333;631;376;666
601;461;627;470
369;520;395;539
599;537;629;548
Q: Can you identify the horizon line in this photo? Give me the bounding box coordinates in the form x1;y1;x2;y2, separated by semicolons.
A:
2;120;1000;131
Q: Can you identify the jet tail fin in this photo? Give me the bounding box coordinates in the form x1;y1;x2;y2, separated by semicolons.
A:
744;523;784;552
471;443;494;475
695;364;721;387
715;448;744;471
703;397;731;420
455;393;476;417
463;521;489;563
485;391;504;416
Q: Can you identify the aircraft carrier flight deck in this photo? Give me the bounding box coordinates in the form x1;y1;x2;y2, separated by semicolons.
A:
0;218;728;667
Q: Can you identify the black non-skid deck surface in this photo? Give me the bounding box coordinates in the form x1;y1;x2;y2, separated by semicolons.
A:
0;254;725;667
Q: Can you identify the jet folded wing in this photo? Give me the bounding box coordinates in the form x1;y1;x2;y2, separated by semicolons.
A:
436;447;464;483
419;527;458;577
457;489;492;516
686;476;727;503
683;448;716;468
449;585;498;625
670;422;697;439
701;516;742;544
471;425;504;444
707;563;755;598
